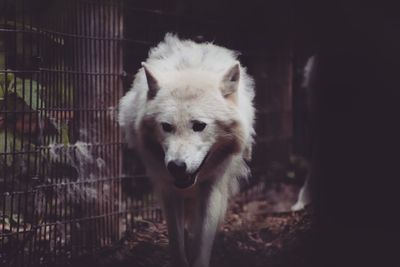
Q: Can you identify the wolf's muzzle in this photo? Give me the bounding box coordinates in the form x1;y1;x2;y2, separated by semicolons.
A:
169;153;210;190
167;160;187;177
167;160;194;189
174;174;197;189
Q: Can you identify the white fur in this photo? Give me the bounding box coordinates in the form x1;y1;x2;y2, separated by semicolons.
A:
119;34;255;267
291;176;311;211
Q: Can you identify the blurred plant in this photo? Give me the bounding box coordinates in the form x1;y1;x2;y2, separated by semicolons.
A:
0;75;74;188
0;212;30;234
0;71;42;110
0;2;84;260
0;73;44;179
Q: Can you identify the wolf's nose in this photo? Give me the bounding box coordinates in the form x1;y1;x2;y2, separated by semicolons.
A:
167;160;187;176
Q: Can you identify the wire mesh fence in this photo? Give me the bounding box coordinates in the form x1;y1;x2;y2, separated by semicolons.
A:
0;0;126;265
1;0;297;266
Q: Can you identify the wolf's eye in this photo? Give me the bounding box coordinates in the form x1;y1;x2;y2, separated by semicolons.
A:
192;121;207;132
161;122;173;133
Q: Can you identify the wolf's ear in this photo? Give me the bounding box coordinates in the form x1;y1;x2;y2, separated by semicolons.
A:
221;63;240;97
142;62;160;100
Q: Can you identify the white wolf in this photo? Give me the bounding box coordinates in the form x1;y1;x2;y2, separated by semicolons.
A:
119;34;255;267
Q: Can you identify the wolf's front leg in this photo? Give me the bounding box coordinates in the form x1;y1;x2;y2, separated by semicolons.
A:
162;193;189;267
191;186;228;267
291;175;311;211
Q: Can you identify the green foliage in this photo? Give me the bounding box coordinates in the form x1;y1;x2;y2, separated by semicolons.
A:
0;73;44;173
0;72;14;96
60;122;69;146
0;15;75;189
0;72;44;110
46;121;70;146
0;130;22;167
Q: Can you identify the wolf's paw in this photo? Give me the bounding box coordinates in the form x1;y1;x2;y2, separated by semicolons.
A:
291;200;306;211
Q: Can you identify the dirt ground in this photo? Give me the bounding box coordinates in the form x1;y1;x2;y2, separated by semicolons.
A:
74;182;314;267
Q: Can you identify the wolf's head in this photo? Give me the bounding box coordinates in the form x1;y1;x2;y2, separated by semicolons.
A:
139;63;247;189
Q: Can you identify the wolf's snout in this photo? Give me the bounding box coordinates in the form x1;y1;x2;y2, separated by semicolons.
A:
167;160;197;189
167;160;187;177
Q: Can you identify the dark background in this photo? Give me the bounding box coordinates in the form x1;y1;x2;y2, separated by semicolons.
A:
302;1;400;267
127;1;400;265
1;0;400;266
